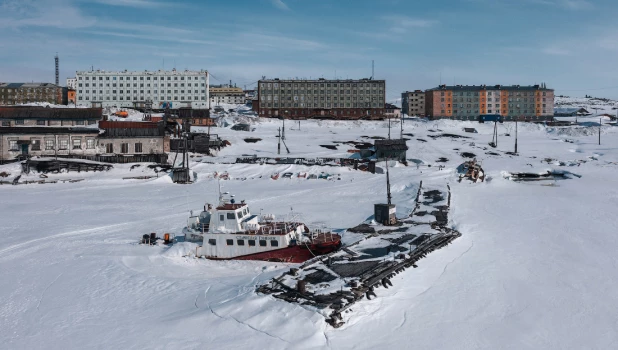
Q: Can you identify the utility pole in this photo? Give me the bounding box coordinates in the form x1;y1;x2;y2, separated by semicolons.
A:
278;127;281;155
386;157;392;206
514;120;518;153
282;116;285;140
388;117;391;139
400;114;403;139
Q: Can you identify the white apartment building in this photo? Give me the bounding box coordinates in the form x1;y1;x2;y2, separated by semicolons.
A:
74;69;209;109
66;77;77;90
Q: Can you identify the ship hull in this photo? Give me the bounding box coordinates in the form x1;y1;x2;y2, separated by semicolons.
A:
207;242;341;263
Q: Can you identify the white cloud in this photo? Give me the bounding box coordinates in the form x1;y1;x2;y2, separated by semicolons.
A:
561;0;592;10
0;0;96;29
542;47;571;56
381;15;437;34
271;0;289;11
89;0;173;8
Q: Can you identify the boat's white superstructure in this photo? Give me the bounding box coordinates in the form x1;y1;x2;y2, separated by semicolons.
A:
181;192;341;262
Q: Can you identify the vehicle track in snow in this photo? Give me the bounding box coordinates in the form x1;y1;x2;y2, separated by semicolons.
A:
0;212;187;260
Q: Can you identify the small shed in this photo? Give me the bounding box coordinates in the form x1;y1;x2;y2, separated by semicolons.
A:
374;204;397;226
374;139;408;162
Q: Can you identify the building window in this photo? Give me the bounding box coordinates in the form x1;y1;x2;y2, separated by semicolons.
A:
120;143;129;153
59;139;68;150
72;138;81;149
105;143;114;153
45;139;54;150
237;239;245;246
35;120;46;126
259;240;267;247
9;140;17;151
31;139;41;151
86;138;95;149
15;119;24;125
2;121;10;126
226;239;234;246
270;240;279;247
132;142;142;153
208;239;216;246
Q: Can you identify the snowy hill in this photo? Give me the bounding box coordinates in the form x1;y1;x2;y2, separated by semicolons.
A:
555;95;618;115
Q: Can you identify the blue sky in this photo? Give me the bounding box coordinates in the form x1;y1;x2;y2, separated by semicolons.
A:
1;0;618;101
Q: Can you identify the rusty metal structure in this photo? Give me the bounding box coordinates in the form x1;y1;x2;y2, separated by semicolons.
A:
458;159;485;183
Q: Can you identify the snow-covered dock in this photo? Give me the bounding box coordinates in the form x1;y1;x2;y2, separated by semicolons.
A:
258;183;461;327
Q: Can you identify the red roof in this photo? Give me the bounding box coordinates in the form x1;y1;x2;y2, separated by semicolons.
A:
99;120;159;129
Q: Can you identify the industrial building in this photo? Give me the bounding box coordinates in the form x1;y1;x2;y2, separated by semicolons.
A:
0;127;100;161
209;85;245;105
425;84;554;121
256;78;386;119
401;90;426;117
0;83;65;105
74;69;209;110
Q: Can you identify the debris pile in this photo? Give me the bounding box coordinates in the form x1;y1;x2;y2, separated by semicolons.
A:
457;159;485;183
503;170;581;182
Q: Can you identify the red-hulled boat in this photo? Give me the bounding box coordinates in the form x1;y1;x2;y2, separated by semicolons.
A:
190;193;341;263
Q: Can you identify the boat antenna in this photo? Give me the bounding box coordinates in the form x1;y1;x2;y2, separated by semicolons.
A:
386;156;392;205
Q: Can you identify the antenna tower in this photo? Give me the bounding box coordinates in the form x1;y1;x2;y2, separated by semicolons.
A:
54;54;59;86
371;60;374;79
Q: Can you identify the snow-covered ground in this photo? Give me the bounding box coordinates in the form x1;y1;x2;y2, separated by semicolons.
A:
2;116;618;349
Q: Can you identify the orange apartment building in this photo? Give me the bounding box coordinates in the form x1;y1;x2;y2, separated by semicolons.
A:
425;84;554;121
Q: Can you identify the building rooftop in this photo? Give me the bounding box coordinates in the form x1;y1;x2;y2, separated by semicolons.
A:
427;84;552;91
375;139;409;151
384;103;401;110
0;127;99;134
75;69;207;76
0;83;61;89
259;78;385;83
0;107;102;120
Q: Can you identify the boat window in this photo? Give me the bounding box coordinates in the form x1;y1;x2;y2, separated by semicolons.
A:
226;239;233;246
237;239;245;246
243;209;248;216
219;214;224;222
259;240;267;247
248;240;256;246
236;212;242;219
227;213;235;220
208;239;216;246
270;240;279;247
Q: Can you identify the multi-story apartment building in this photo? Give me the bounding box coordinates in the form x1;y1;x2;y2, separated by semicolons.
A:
425;84;554;121
75;69;209;109
209;85;245;105
256;78;386;119
0;83;64;105
401;90;425;117
66;78;77;90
